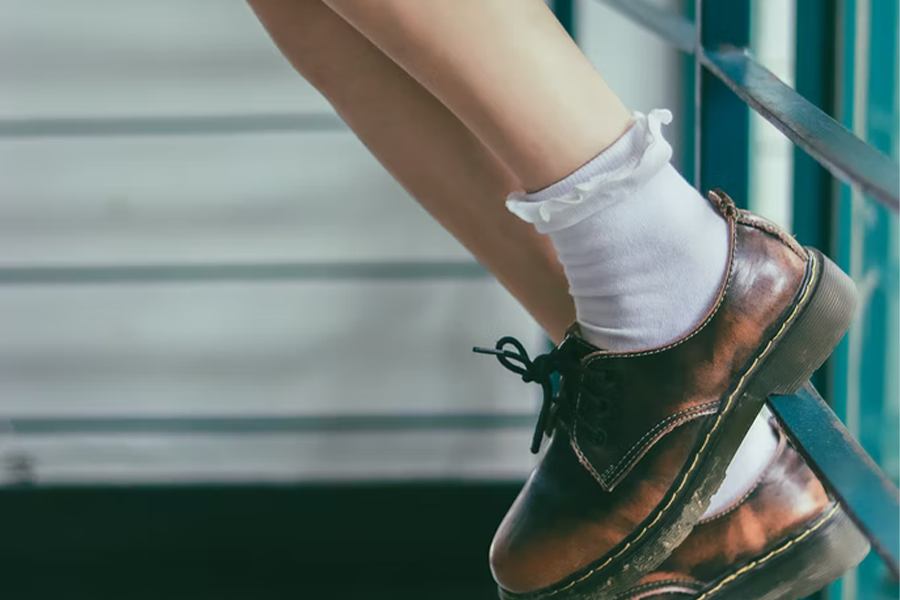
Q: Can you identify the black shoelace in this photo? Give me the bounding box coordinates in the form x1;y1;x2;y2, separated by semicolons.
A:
474;336;614;454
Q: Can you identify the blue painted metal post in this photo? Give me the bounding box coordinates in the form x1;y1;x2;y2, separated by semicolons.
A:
696;0;751;207
792;0;838;254
793;0;838;397
552;0;577;39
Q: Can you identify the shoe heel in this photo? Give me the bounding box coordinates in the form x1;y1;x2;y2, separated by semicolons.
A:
753;249;858;396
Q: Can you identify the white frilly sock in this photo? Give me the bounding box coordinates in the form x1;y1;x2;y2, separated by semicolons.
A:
507;109;778;518
507;110;729;352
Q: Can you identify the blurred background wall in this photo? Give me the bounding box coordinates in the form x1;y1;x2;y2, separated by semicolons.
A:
0;0;687;484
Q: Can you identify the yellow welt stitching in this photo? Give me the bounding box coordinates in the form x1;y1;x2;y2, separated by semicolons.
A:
536;255;819;600
694;503;841;600
602;402;720;481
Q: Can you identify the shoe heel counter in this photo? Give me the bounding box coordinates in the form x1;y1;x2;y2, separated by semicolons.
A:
706;188;806;260
736;211;806;260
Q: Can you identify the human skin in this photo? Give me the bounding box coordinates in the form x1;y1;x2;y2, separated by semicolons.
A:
320;0;633;191
247;0;580;341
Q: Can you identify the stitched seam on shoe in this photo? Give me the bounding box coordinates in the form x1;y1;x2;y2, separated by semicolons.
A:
622;579;701;592
697;428;788;525
601;405;720;486
600;402;721;483
529;254;819;600
570;222;738;486
612;579;702;599
578;219;738;364
572;416;607;484
580;226;810;364
694;503;841;600
737;213;806;260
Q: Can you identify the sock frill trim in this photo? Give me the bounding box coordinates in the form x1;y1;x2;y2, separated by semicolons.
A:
506;109;674;233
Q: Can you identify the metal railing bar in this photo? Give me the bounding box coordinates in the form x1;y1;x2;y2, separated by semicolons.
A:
696;0;752;205
595;0;900;212
0;261;489;285
702;48;899;211
769;383;900;578
3;413;534;435
0;113;347;138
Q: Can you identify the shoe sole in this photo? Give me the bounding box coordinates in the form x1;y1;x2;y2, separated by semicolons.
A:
615;502;871;600
503;249;859;600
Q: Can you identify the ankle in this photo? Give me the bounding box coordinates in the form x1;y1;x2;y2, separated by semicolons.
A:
508;110;730;352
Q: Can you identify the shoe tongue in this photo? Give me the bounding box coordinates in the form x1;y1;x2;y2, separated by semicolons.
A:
557;323;606;361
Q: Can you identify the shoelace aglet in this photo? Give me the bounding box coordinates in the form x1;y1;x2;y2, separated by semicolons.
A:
472;346;503;356
473;346;526;362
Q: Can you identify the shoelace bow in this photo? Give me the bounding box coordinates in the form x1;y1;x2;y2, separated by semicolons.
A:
474;336;614;454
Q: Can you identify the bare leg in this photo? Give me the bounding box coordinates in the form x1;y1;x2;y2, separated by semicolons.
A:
320;0;632;190
247;0;575;341
247;3;795;595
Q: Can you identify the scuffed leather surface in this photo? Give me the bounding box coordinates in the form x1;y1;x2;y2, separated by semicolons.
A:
491;422;704;593
620;428;831;598
650;435;830;583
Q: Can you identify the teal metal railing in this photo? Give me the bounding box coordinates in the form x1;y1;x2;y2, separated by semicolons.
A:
552;0;900;594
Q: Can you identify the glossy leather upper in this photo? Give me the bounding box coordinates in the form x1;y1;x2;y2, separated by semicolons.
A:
618;422;832;599
491;194;811;594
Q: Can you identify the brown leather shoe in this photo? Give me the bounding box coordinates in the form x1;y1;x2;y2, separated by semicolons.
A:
476;191;859;599
613;419;870;600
